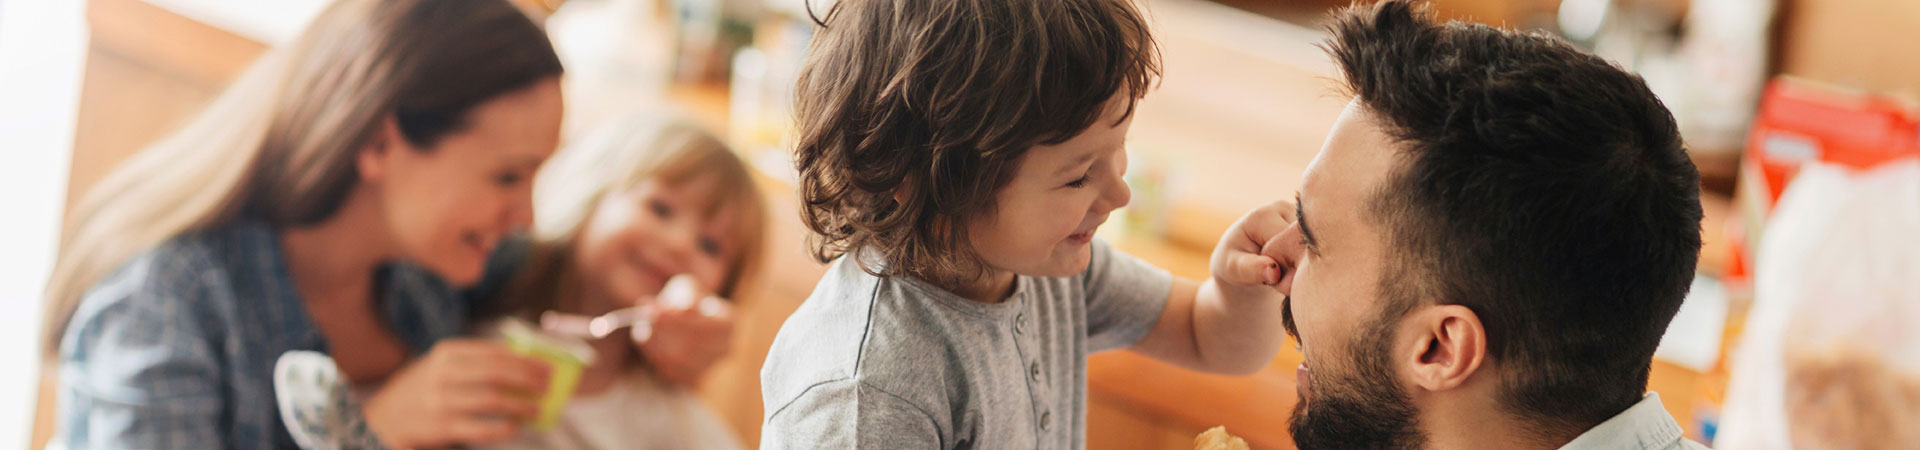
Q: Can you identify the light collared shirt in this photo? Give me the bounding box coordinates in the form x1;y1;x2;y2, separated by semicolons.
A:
759;239;1173;450
1559;393;1711;450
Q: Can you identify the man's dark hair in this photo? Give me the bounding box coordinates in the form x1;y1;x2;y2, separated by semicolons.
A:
791;0;1160;286
1325;0;1703;441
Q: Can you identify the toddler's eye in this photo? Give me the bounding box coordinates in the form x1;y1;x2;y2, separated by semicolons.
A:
649;200;673;218
1064;174;1091;188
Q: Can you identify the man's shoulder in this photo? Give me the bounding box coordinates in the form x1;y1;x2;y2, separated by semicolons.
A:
1558;393;1706;450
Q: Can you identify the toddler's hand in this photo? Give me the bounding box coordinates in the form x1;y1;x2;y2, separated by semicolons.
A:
636;275;736;388
1209;199;1296;299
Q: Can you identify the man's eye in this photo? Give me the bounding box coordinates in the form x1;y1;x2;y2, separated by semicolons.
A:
649;200;672;218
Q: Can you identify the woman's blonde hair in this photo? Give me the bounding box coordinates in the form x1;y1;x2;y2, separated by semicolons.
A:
41;0;563;356
485;114;768;319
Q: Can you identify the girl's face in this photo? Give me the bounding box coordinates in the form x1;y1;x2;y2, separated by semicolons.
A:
572;174;743;313
376;78;564;285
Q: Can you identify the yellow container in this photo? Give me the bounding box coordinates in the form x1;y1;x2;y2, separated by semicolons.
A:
499;318;596;430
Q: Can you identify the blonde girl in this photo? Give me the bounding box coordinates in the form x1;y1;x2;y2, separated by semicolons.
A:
476;114;767;449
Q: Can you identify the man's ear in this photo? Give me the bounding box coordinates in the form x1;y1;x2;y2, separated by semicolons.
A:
357;115;407;184
1400;304;1487;393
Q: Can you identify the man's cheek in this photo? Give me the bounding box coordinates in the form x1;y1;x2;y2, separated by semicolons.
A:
1295;282;1347;354
1293;279;1327;336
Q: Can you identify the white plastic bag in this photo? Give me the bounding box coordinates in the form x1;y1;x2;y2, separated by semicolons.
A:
1716;159;1920;449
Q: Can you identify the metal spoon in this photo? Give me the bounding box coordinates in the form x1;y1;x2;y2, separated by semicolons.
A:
540;305;655;342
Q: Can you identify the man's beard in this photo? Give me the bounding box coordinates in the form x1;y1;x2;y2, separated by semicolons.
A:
1288;315;1426;449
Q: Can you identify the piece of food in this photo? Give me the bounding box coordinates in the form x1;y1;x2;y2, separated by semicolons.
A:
1194;426;1250;450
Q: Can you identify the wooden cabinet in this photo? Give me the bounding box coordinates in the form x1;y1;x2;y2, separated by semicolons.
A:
1775;0;1920;95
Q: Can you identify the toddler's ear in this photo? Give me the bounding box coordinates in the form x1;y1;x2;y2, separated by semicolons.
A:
892;174;916;204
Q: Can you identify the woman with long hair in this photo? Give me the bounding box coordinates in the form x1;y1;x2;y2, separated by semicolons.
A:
44;0;567;447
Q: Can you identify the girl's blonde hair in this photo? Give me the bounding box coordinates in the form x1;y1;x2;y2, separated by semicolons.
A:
41;0;562;356
486;114;768;318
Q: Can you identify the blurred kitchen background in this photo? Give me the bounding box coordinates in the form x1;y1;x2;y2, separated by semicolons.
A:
2;0;1917;448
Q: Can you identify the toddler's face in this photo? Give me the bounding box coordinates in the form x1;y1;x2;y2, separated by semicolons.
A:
573;175;740;313
964;96;1135;278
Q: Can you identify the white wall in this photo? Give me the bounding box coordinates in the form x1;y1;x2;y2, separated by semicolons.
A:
0;0;87;446
147;0;326;46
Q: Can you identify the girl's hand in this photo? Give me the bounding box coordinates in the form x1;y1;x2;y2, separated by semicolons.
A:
636;275;736;388
362;339;549;449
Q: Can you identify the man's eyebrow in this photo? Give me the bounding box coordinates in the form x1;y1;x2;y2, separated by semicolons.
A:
1296;192;1318;252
